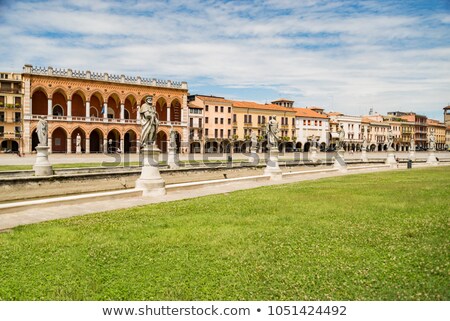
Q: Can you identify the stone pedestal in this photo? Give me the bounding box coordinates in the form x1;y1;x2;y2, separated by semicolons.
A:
264;147;282;180
135;145;166;196
310;147;318;162
33;145;53;176
76;144;82;154
249;147;258;165
385;148;397;167
167;147;179;169
426;150;438;166
333;149;347;172
408;150;416;161
361;148;368;162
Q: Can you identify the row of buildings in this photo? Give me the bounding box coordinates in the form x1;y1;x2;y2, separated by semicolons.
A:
1;65;449;154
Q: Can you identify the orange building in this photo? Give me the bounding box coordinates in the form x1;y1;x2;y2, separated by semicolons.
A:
22;65;188;154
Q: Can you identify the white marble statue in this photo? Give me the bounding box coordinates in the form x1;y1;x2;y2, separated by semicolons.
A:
429;129;436;151
387;129;394;150
169;126;177;149
76;133;81;147
37;116;48;147
266;115;279;148
337;124;345;150
140;96;159;147
250;131;257;150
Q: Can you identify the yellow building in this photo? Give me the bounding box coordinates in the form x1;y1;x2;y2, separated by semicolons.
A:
231;100;296;152
0;72;23;153
427;119;446;150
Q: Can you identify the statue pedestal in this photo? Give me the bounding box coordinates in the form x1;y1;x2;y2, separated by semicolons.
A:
76;145;82;154
426;150;438;166
310;147;318;162
135;145;166;196
264;147;282;180
361;148;368;162
167;147;179;169
408;150;416;161
333;149;347;172
386;148;397;167
249;147;258;165
33;145;53;176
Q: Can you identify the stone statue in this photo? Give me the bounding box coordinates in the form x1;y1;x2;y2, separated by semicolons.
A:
250;131;257;150
410;135;415;151
140;96;159;147
337;124;345;150
266;115;279;148
169;126;177;149
37;116;48;146
429;129;436;151
362;135;367;149
76;133;81;147
387;129;394;150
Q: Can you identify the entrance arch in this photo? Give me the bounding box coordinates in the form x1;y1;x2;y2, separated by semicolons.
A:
156;131;167;152
51;127;67;153
89;129;103;153
107;129;120;153
71;128;86;153
124;130;137;153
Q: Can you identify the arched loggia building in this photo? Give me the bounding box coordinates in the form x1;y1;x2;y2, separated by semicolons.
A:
22;65;189;154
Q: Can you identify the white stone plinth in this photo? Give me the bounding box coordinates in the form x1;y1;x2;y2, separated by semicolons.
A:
76;145;82;154
385;149;397;167
135;146;166;196
249;148;259;165
167;147;179;169
264;147;282;180
33;145;53;176
408;150;416;161
310;147;318;162
361;148;368;162
333;149;347;172
426;151;438;166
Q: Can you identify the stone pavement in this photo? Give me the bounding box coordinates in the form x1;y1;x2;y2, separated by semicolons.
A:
0;163;431;231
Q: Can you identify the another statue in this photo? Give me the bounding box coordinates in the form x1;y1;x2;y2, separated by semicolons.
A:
387;129;394;150
362;135;367;149
169;126;177;149
337;124;345;150
250;131;257;150
429;129;436;151
410;135;415;151
76;133;81;147
266;115;279;148
37;116;48;146
140;96;159;147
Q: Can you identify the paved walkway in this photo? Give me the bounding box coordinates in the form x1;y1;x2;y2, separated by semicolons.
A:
1;163;441;231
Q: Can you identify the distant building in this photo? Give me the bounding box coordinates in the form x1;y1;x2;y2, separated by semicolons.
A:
426;118;446;150
294;107;329;151
0;72;23;153
327;113;363;151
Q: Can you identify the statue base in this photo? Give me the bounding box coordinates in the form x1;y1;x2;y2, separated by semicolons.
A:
426;150;438;166
249;148;259;165
408;150;416;161
310;147;318;162
386;149;397;167
76;146;82;154
361;148;368;162
264;147;282;180
33;145;53;176
135;145;166;196
333;149;347;172
167;147;179;169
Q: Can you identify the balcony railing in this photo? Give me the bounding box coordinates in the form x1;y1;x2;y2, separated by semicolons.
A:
29;114;184;126
0;89;21;94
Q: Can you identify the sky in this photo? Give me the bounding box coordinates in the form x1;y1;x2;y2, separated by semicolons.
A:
1;0;449;120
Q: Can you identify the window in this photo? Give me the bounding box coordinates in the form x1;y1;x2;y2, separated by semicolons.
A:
220;106;224;113
199;118;202;128
233;114;237;122
205;105;209;111
228;107;231;113
319;121;322;126
292;118;295;126
15;112;21;122
0;126;4;135
215;106;218;112
220;129;223;138
215;129;218;138
248;115;252;123
244;115;247;123
227;129;231;138
233;128;236;135
215;117;218;124
205;128;209;136
308;120;311;126
314;120;318;126
0;96;4;107
190;118;193;127
262;116;266;124
0;112;4;122
205;117;209;123
228;118;231;125
220;118;224;124
258;115;261;124
303;120;306;126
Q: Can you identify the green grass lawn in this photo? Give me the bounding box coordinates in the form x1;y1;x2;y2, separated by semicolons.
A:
0;167;448;300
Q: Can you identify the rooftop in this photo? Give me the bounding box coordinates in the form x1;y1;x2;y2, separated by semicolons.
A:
294;107;328;119
232;100;297;113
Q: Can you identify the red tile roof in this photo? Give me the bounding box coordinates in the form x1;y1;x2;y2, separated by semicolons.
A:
294;107;328;119
232;100;297;113
196;95;233;103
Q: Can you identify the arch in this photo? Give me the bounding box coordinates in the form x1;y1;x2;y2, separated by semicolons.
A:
51;127;67;153
71;127;86;153
205;141;219;153
124;129;137;153
71;91;86;117
295;142;302;151
156;131;167;153
31;89;48;115
90;107;99;118
107;107;115;119
170;98;182;122
31;129;39;151
125;94;137;120
89;92;104;117
304;142;311;152
89;129;104;153
50;87;69;100
190;142;201;153
155;97;168;122
52;91;67;116
220;140;231;153
107;93;120;119
52;105;64;116
107;129;121;153
370;144;376;152
1;140;19;152
285;142;294;152
320;142;326;151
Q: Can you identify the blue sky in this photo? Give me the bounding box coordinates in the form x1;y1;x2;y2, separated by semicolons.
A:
1;0;449;120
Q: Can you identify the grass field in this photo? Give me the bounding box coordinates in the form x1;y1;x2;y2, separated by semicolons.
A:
0;167;448;300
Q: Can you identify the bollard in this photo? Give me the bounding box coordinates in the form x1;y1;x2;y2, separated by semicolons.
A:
407;160;412;169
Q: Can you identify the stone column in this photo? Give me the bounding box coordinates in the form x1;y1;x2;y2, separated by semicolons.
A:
85;101;90;119
85;138;90;154
264;147;282;180
333;149;347;172
167;146;179;169
136;140;140;154
120;103;125;120
103;103;108;119
66;137;72;153
33;145;53;176
29;98;33;116
167;106;171;122
120;138;124;154
48;137;52;153
135;144;166;196
385;147;397;167
136;105;141;124
47;98;52;116
361;147;368;162
67;99;72;119
426;149;438;165
103;138;108;153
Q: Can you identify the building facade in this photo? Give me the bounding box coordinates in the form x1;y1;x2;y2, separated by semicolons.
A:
426;119;446;150
328;113;363;151
294;107;329;151
0;72;23;153
22;65;188;154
